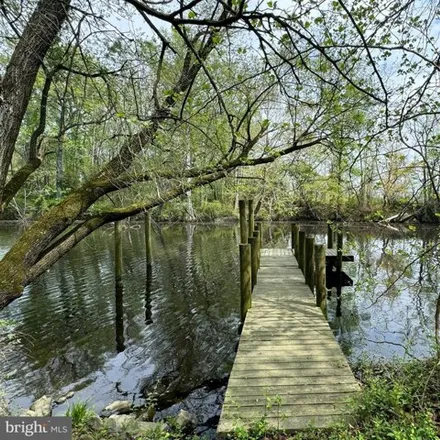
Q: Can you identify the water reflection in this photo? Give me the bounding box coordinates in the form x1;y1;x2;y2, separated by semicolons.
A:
145;264;153;325
249;222;440;361
0;224;240;413
1;222;440;418
115;283;125;353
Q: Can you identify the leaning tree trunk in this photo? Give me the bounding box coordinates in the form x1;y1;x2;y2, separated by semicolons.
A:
0;0;71;208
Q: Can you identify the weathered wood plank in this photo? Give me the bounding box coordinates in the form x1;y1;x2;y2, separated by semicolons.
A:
230;369;353;379
238;338;337;346
238;344;339;352
227;376;357;387
233;355;348;363
223;392;356;406
232;361;348;370
225;383;361;397
218;414;353;433
221;404;349;418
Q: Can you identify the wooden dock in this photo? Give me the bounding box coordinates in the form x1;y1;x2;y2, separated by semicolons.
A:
217;248;359;435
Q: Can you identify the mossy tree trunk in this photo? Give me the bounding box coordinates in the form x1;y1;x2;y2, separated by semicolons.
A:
0;0;71;207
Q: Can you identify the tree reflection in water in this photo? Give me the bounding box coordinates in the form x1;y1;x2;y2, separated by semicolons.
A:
1;223;440;417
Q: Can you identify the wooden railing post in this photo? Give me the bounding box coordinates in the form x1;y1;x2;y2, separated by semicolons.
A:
292;224;299;256
255;224;261;269
248;236;257;289
115;221;122;285
314;244;327;315
327;222;334;249
305;236;315;290
239;200;247;244
240;243;252;321
145;212;152;267
291;223;296;250
298;230;305;272
256;222;263;249
248;199;254;238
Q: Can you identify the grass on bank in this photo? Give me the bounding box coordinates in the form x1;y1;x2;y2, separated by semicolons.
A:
71;357;440;440
66;401;96;427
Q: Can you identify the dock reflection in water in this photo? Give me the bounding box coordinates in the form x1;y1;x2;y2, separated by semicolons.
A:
1;222;440;426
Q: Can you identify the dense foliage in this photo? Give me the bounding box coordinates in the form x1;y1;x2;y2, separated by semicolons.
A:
1;0;440;307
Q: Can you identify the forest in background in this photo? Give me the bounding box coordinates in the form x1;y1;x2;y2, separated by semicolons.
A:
1;3;439;224
1;0;440;307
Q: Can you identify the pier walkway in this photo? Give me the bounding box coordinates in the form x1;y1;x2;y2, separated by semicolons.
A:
217;248;359;434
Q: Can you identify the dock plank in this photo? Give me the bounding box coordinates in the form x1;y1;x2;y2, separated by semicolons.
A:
217;249;359;435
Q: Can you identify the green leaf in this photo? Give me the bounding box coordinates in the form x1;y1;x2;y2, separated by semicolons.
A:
261;119;270;129
188;10;197;19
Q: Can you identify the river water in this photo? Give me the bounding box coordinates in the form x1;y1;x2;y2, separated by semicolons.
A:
0;222;439;432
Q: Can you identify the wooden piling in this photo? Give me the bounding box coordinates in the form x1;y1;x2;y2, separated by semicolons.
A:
256;222;263;249
115;221;122;285
292;224;299;256
248;236;258;288
254;226;261;269
337;228;343;273
305;236;315;290
248;199;254;238
314;244;327;315
240;243;252;321
327;222;334;249
298;230;306;273
145;212;152;266
239;200;247;244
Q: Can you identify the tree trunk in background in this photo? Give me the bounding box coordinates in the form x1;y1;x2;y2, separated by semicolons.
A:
56;110;65;199
0;0;71;208
359;151;374;212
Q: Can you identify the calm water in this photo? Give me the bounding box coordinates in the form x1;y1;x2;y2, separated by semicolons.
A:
0;222;439;428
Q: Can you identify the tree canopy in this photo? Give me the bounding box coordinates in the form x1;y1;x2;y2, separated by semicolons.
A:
0;0;439;308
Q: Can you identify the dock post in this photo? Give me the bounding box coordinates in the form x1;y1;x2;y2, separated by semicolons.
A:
327;222;334;249
337;228;343;273
291;223;296;250
305;237;315;290
315;244;327;315
239;200;247;244
145;212;152;267
298;230;305;272
248;236;258;289
293;224;299;256
255;224;261;268
115;221;123;285
248;199;254;238
257;222;263;249
240;243;252;321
